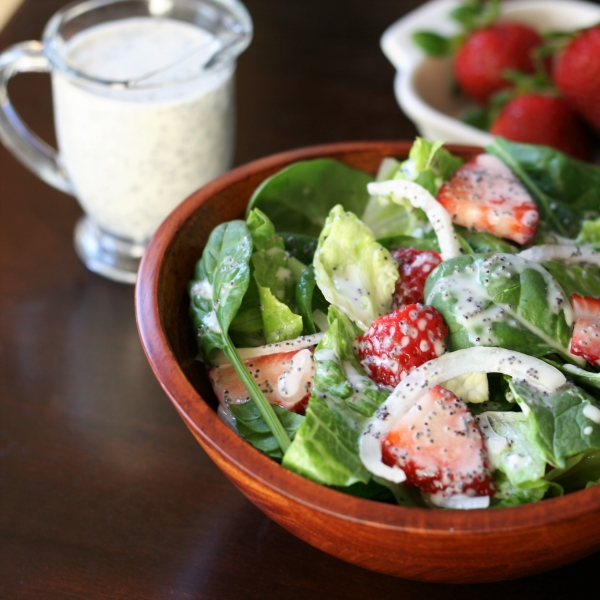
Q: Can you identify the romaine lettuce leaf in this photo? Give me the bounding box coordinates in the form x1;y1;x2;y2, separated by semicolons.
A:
282;308;390;487
425;253;574;363
361;138;463;239
247;209;303;343
313;205;398;331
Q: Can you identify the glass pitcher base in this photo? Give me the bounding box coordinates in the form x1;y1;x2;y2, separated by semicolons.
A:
74;216;146;284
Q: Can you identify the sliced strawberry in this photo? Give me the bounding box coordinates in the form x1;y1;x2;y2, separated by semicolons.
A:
454;22;542;105
554;26;600;133
436;153;539;245
490;94;592;162
391;247;442;309
208;348;315;414
381;385;495;498
356;304;448;388
571;318;600;366
571;293;600;322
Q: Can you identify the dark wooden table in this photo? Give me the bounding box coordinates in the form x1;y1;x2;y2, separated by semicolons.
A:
1;1;599;598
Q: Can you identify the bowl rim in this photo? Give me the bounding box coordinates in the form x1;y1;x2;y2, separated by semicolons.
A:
135;139;600;535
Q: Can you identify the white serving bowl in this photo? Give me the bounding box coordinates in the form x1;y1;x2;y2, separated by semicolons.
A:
381;0;600;144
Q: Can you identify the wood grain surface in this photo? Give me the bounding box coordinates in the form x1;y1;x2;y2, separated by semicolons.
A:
2;0;600;598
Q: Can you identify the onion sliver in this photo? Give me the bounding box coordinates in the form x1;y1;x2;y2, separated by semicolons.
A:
359;347;566;484
518;244;600;266
367;180;462;261
209;333;324;366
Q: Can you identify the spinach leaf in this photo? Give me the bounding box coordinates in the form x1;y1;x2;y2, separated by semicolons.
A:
487;138;600;237
377;234;440;253
280;232;318;264
508;379;600;468
425;253;574;362
229;399;304;460
545;360;600;395
477;411;547;487
546;449;600;493
246;159;373;237
454;226;518;254
188;220;292;452
542;261;600;299
189;221;253;360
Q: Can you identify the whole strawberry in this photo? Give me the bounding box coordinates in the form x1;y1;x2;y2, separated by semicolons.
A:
490;93;592;161
553;26;600;133
455;21;542;105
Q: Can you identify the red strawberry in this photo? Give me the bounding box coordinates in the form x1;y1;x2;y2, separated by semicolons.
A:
381;385;495;499
455;22;543;105
490;94;592;162
391;247;442;309
571;293;600;322
554;26;600;133
209;348;315;414
436;153;539;245
357;304;448;388
570;318;600;366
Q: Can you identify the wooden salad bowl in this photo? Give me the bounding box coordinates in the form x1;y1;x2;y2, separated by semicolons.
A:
135;141;600;583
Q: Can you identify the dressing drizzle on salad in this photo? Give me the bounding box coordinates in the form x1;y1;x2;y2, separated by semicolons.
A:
188;137;600;509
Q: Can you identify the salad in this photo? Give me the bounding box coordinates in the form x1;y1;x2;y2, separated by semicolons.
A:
188;137;600;510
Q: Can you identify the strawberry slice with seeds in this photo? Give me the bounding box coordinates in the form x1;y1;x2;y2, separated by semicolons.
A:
381;385;495;499
436;153;539;245
209;348;315;414
357;304;448;388
571;318;600;367
391;247;442;309
571;293;600;322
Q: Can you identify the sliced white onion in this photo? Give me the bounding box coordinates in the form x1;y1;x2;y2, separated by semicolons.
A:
359;347;566;485
518;245;600;266
367;179;463;261
210;332;324;366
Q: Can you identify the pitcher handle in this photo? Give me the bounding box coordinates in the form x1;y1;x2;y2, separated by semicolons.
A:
0;41;73;194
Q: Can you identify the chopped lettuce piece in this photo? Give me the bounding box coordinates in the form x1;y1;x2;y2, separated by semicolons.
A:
282;308;390;488
425;253;576;363
361;138;463;239
246;159;373;237
477;411;546;487
229;399;305;459
508;379;600;469
313;205;397;331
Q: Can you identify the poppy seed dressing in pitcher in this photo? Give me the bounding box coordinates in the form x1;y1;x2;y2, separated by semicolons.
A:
52;17;235;242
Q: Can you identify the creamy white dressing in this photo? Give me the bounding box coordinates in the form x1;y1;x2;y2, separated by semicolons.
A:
190;278;213;300
277;349;314;398
53;17;234;242
583;403;600;424
203;310;222;334
518;245;600;266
